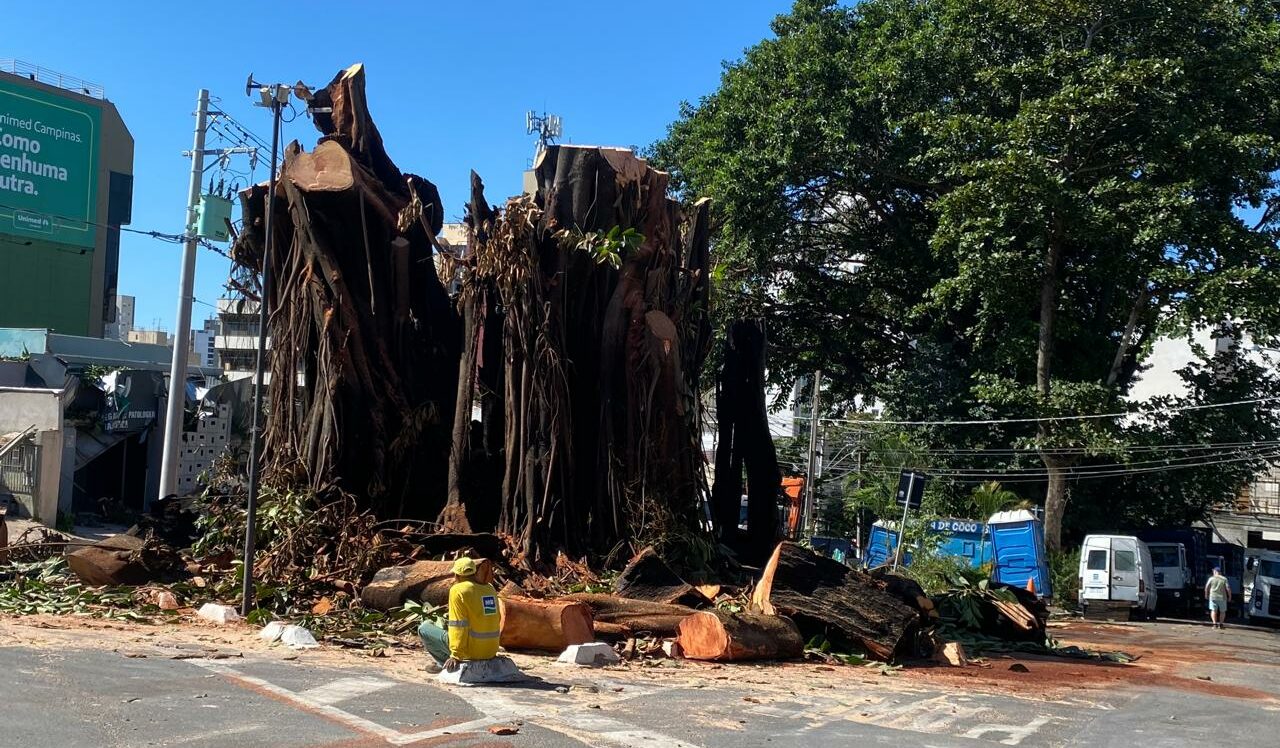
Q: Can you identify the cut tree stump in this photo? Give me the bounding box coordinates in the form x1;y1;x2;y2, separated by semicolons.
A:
498;596;594;652
751;542;922;661
361;559;493;610
613;547;708;607
676;610;804;662
561;593;696;637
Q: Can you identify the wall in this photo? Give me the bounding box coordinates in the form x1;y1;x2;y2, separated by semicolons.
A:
0;386;62;432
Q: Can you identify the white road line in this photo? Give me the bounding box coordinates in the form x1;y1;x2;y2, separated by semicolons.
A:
298;676;397;705
164;724;260;745
187;660;483;746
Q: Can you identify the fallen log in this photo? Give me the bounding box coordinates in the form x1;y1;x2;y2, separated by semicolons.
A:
592;621;634;641
66;533;183;587
751;542;922;661
676;610;804;662
613;547;708;607
360;558;494;610
561;593;695;637
498;596;594;652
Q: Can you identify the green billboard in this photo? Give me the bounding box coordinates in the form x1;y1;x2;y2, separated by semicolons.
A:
0;78;100;247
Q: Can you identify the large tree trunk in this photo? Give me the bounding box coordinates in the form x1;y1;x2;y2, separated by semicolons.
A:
711;321;782;563
751;542;922;661
231;64;459;518
1037;222;1065;550
446;147;715;564
676;610;804;662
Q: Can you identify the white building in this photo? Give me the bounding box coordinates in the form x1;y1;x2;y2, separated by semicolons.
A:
1128;326;1280;549
214;298;263;382
190;317;219;370
105;294;134;341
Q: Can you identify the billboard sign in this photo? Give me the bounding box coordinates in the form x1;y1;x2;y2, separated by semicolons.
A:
0;77;100;247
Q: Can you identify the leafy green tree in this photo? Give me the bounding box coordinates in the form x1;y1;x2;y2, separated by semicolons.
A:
654;0;1280;549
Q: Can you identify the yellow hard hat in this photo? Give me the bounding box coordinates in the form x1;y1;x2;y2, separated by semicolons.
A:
451;557;477;576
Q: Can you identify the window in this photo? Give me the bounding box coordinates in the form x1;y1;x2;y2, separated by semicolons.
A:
1149;546;1180;568
1259;560;1280;578
1087;550;1107;570
1114;550;1137;572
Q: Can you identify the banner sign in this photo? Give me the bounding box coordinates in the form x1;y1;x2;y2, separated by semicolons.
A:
0;78;100;247
103;370;163;433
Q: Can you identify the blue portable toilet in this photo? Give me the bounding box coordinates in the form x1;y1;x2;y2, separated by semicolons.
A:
926;518;992;569
864;521;912;568
988;510;1052;598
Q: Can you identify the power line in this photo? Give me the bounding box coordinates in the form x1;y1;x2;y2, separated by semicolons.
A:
0;201;232;261
822;446;1280;484
806;396;1280;428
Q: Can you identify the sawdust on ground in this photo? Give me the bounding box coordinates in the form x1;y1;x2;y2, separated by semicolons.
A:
2;613;1275;706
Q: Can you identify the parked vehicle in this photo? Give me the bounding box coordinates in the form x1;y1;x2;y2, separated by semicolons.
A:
1244;549;1280;624
1079;534;1158;619
1207;542;1246;616
1136;528;1212;616
989;510;1052;598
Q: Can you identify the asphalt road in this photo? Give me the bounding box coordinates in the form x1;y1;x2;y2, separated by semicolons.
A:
3;620;1279;747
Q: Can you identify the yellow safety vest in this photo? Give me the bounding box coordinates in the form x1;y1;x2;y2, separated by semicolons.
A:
446;580;502;660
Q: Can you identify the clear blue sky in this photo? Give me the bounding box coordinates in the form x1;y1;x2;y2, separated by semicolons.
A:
6;1;791;332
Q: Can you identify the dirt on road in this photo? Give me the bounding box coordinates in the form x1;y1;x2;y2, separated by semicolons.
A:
2;612;1276;707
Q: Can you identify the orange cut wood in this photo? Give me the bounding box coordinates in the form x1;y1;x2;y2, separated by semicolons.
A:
498;596;594;652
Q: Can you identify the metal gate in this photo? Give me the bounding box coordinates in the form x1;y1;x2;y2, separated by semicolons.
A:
0;439;41;517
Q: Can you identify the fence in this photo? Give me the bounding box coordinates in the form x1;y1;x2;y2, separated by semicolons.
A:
0;439;41;518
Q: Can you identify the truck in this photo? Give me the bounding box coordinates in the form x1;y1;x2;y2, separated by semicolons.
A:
1244;549;1280;624
1135;528;1212;617
1206;542;1246;616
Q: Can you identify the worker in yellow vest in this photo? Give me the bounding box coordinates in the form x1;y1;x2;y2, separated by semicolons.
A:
418;557;501;673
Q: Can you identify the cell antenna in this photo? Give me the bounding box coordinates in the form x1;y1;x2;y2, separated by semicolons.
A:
526;110;563;158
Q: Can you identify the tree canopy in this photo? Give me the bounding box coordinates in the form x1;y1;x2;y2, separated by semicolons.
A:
653;0;1280;547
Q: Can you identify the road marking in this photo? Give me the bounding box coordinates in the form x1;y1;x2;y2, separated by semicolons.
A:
164;724;261;744
961;715;1052;746
299;676;397;705
188;660;480;745
188;659;697;747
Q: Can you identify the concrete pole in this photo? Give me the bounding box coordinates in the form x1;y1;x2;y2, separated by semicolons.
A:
802;369;823;539
157;89;209;505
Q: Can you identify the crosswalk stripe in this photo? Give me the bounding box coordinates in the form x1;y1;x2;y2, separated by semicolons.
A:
298;676;397;706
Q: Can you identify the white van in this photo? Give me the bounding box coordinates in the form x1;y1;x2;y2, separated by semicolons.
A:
1079;535;1158;619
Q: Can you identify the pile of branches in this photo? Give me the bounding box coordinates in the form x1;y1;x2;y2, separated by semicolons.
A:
230;64;459;519
438;147;716;567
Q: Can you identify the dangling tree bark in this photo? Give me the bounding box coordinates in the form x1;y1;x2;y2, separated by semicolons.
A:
230;64;459;517
443;146;715;566
711;320;782;562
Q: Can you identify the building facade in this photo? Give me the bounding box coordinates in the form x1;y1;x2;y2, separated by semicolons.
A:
190;317;219;370
127;328;170;347
105;293;134;340
214;297;262;382
0;60;134;338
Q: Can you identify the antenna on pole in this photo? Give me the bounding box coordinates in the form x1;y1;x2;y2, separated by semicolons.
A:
526;110;563;158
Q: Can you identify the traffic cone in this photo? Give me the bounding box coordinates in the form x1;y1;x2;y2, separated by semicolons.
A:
1026;577;1036;595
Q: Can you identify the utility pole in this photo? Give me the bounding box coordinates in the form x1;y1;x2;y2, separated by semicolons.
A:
240;79;290;616
240;77;321;616
802;369;823;539
157;89;210;506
